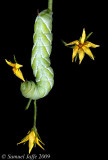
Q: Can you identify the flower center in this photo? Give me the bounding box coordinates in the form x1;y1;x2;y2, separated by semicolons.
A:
78;43;83;48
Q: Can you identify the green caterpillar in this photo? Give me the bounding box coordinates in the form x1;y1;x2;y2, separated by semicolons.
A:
20;9;54;100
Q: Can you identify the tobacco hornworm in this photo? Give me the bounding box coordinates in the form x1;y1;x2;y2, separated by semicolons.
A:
20;9;54;100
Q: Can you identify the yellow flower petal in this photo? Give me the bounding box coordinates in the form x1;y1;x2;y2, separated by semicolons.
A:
80;28;86;44
72;46;79;62
35;137;45;150
17;135;29;145
15;63;23;69
12;68;25;82
29;131;35;154
29;142;34;154
84;41;100;48
78;48;85;64
5;59;23;69
5;59;15;67
38;137;45;146
82;46;94;60
65;40;79;46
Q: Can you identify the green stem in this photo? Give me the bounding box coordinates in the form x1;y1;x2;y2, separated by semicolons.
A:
48;0;53;11
33;100;37;128
13;55;17;63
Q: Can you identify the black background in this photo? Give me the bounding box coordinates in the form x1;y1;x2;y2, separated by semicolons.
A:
0;0;107;159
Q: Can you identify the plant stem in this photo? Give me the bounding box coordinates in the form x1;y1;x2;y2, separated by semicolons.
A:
33;100;37;128
48;0;53;11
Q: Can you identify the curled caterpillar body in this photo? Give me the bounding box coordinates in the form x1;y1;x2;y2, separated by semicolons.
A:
21;9;54;100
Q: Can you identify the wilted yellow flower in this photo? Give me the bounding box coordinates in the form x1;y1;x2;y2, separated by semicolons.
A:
65;28;100;64
17;130;45;154
5;59;25;82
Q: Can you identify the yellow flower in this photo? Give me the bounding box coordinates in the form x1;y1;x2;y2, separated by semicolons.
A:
17;130;45;154
65;28;100;64
5;59;25;82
